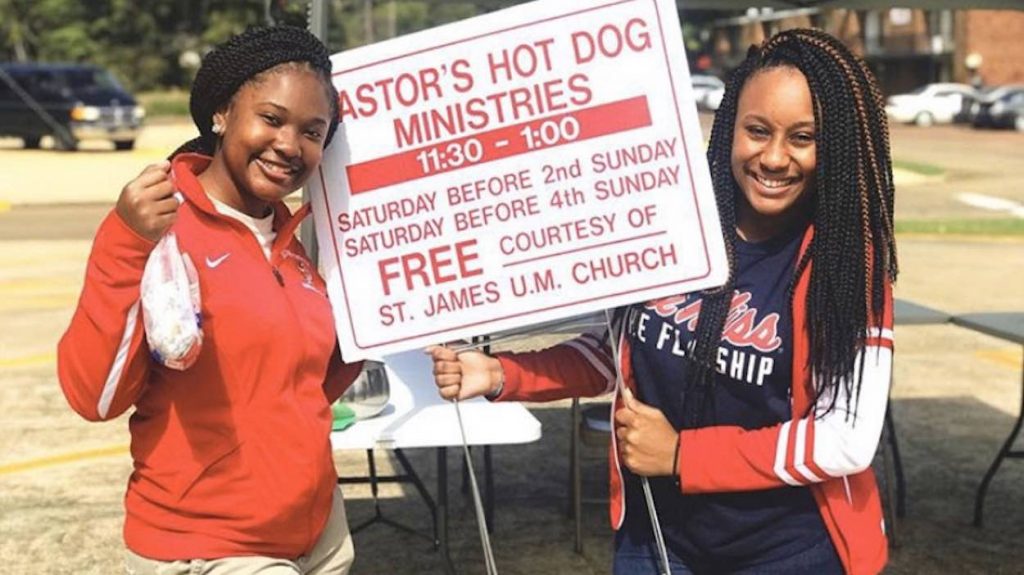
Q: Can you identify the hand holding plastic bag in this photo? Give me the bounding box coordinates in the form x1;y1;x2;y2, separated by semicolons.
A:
141;232;203;370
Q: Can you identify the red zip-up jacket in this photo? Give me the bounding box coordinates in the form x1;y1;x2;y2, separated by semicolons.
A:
57;153;362;560
492;227;893;575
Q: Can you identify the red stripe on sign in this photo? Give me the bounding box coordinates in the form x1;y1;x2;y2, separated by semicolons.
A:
346;96;652;194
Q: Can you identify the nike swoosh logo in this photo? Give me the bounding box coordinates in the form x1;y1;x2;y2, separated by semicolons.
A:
205;253;231;268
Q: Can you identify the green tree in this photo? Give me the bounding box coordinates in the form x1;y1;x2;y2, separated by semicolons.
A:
0;0;36;61
0;0;558;90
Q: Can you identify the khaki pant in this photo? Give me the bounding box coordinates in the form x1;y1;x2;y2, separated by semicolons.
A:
124;487;354;575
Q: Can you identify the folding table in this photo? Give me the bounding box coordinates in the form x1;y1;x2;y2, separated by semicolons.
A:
331;350;542;573
950;312;1024;527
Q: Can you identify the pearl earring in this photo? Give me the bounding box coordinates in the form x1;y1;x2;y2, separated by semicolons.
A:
212;124;224;135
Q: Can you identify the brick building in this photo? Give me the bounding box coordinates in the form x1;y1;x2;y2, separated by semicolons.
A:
698;8;1024;95
958;10;1024;85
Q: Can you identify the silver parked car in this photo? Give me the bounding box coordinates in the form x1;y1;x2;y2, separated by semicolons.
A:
691;73;725;111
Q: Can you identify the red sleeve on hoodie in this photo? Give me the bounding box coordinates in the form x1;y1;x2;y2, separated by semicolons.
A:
678;282;894;493
57;210;155;421
493;331;617;402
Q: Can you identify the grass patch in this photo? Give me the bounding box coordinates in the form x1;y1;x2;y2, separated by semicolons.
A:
137;90;189;118
893;159;945;177
896;218;1024;236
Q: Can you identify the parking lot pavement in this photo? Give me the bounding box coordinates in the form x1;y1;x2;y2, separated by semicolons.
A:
1;117;1023;573
0;121;198;207
1;116;1022;215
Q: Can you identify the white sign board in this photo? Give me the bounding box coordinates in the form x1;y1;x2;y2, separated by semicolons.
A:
310;0;727;360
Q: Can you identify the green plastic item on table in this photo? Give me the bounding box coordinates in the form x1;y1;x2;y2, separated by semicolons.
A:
332;401;356;432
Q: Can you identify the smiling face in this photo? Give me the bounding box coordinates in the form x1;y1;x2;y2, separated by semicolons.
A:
731;66;817;242
203;64;332;217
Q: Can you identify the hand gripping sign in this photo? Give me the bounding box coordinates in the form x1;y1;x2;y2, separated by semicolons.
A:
310;0;728;361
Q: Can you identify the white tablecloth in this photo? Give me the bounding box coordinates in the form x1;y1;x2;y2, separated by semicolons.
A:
330;350;541;450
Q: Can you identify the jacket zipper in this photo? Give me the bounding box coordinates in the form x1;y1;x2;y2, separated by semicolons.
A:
269;243;325;552
204;202;323;548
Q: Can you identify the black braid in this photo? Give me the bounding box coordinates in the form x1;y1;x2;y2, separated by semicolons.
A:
689;29;897;423
679;53;758;426
170;25;340;158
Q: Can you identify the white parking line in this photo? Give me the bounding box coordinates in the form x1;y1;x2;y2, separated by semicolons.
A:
956;193;1024;218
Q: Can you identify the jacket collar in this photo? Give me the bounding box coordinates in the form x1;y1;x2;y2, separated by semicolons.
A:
170;152;311;244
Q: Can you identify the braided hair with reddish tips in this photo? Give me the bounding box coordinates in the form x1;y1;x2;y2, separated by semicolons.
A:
171;25;340;158
685;28;898;424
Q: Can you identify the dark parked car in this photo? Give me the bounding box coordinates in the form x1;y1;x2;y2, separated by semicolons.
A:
953;89;984;124
969;85;1024;129
0;62;144;150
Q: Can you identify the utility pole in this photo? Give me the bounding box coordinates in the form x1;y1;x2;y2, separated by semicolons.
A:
364;0;374;44
302;0;330;259
388;0;396;39
309;0;329;42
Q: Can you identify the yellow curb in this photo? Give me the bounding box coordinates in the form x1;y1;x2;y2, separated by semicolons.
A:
0;276;80;291
0;352;56;368
0;444;129;475
0;296;77;312
976;348;1022;369
895;233;1024;243
136;149;170;158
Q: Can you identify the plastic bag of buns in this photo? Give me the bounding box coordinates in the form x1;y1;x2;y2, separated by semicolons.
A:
140;232;203;370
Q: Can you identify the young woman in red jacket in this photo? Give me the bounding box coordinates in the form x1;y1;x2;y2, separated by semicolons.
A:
57;26;363;574
430;29;897;575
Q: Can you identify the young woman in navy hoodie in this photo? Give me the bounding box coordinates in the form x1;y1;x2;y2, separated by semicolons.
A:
430;29;897;575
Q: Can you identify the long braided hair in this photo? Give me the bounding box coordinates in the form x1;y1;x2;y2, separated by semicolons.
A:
687;28;897;422
171;25;340;158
